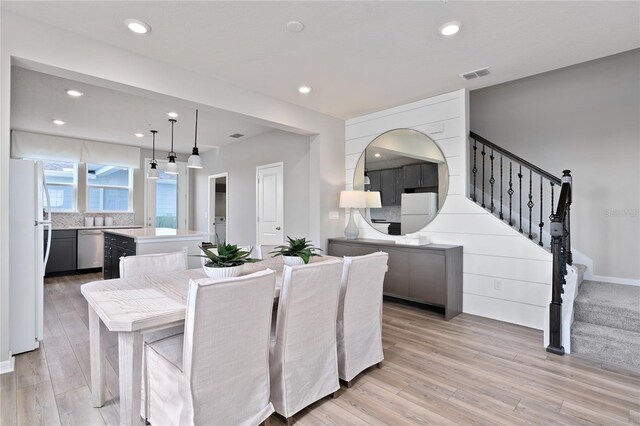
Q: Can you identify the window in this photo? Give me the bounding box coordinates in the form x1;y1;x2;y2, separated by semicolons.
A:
43;160;77;212
86;163;132;212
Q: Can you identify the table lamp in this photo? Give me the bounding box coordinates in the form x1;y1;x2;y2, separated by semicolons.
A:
364;191;382;223
339;190;366;240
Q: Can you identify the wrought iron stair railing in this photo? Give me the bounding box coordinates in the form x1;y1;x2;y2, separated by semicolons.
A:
469;132;572;355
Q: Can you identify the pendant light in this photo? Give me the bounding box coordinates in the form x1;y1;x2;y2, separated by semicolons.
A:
166;118;179;175
187;109;203;169
147;130;159;179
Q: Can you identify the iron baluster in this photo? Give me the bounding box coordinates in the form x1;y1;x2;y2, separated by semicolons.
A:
489;150;495;212
518;165;523;233
481;145;486;208
527;170;534;239
550;182;554;221
508;162;514;226
539;175;544;246
472;140;478;202
563;170;573;265
499;156;504;220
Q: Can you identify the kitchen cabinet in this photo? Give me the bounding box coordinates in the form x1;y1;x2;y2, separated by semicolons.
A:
103;232;136;279
367;170;381;192
44;230;77;275
403;163;438;189
380;168;403;206
328;238;462;320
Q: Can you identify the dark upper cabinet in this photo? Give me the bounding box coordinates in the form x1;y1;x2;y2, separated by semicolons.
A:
367;170;381;192
421;163;438;187
403;164;422;188
403;163;438;188
380;169;403;206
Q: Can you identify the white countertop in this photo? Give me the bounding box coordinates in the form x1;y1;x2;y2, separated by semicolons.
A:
103;227;208;242
53;225;143;230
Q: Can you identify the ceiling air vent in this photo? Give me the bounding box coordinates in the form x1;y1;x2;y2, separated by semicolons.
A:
229;133;244;139
460;67;490;81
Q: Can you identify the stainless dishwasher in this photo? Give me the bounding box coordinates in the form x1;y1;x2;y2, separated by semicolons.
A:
77;229;104;269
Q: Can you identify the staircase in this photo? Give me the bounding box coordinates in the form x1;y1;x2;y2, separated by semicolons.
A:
468;132;639;370
572;279;640;370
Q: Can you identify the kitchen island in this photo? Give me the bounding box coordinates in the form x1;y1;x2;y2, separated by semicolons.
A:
102;227;208;279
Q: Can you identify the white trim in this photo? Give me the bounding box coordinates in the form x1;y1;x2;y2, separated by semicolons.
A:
590;275;640;287
0;356;15;374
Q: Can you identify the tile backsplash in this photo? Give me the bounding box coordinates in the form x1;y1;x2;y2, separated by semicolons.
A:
51;213;135;228
370;206;401;222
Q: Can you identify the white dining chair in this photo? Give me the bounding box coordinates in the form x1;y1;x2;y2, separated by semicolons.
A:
256;244;279;260
269;259;343;422
336;251;389;386
143;269;277;426
119;250;188;278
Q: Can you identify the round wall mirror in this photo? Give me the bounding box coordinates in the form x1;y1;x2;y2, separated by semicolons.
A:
353;128;448;236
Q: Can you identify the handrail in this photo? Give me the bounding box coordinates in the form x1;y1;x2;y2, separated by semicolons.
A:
470;132;561;185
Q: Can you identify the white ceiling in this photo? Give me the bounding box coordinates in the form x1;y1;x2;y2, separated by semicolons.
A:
3;1;638;119
10;67;274;153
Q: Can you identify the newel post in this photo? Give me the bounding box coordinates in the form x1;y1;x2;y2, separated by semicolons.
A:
547;213;565;355
562;170;573;265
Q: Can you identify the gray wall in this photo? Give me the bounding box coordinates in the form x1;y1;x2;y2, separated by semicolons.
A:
193;129;310;247
470;49;640;280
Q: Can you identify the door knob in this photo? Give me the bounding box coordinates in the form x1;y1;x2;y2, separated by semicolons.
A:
276;226;281;230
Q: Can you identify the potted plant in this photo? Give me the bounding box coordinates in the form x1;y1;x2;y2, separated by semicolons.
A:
270;236;322;266
198;239;260;279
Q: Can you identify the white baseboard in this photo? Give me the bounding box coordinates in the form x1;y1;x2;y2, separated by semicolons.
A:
591;275;640;287
0;357;15;374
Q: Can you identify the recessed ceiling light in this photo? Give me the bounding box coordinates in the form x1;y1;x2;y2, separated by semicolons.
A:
286;21;304;33
167;112;178;118
298;86;311;94
52;119;65;126
135;133;144;138
125;19;151;34
66;89;83;97
439;21;461;36
374;153;381;158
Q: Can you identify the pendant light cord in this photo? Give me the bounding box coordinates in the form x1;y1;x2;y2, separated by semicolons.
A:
194;109;198;149
150;130;157;161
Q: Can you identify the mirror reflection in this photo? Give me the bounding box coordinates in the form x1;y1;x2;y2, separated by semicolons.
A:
353;128;448;236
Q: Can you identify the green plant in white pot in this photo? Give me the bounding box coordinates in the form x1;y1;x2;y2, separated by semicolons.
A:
270;236;322;266
198;239;259;279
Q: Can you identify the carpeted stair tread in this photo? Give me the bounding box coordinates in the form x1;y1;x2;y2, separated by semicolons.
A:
571;321;640;369
574;281;640;333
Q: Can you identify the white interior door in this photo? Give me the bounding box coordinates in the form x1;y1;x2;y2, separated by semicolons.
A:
145;160;188;230
256;163;284;245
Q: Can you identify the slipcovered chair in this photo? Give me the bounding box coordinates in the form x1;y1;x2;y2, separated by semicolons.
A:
256;244;279;260
143;269;277;426
269;259;343;422
119;250;188;278
336;251;389;386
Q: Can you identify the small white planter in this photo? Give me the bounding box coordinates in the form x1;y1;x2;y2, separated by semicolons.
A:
283;256;305;266
203;265;243;279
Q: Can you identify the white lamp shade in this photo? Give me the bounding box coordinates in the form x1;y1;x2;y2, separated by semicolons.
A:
339;190;366;208
187;154;202;168
365;191;382;208
165;161;179;175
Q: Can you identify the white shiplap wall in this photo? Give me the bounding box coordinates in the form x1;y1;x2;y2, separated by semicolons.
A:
345;89;552;330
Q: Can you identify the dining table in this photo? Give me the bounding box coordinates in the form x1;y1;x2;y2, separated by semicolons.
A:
80;255;337;426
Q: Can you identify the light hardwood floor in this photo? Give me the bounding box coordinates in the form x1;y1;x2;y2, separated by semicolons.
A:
1;272;639;425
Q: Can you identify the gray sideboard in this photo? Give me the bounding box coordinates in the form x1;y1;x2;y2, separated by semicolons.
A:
328;238;463;320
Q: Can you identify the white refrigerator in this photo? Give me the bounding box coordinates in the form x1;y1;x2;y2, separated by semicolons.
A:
9;159;52;355
401;193;438;234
